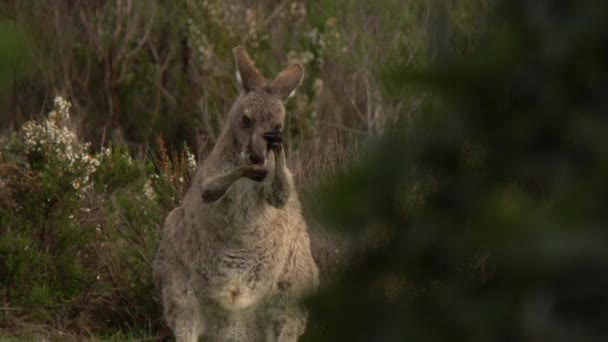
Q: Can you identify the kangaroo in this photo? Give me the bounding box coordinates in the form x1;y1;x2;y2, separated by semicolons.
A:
153;47;319;342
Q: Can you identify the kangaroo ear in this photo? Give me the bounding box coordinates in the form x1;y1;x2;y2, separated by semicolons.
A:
233;46;265;92
270;64;304;100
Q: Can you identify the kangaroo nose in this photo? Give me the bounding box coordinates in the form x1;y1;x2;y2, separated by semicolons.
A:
249;153;265;165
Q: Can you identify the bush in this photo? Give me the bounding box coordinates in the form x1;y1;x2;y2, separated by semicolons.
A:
0;97;194;336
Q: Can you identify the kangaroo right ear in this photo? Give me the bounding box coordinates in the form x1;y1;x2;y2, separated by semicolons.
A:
233;47;265;92
269;64;304;100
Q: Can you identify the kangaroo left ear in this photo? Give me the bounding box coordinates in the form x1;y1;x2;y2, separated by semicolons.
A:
234;46;266;92
269;64;304;100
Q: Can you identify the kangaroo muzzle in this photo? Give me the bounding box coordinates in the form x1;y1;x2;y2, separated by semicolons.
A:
245;134;268;166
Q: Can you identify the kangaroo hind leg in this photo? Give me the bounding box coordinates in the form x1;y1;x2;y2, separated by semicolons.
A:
161;278;204;342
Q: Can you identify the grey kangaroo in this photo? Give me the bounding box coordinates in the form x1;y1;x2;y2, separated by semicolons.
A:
153;47;319;342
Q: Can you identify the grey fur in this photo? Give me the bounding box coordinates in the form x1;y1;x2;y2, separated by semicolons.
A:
153;47;318;342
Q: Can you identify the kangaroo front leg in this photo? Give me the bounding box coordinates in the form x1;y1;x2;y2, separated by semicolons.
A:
201;165;269;203
265;146;292;208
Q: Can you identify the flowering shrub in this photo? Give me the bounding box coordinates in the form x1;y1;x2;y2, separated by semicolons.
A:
22;97;99;199
0;97;196;335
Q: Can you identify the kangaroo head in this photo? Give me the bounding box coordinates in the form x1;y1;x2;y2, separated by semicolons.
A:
230;47;304;166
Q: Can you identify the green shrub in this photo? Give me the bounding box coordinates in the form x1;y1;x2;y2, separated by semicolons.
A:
0;97;190;336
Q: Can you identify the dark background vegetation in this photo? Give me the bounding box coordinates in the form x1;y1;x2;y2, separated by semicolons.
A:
2;0;608;341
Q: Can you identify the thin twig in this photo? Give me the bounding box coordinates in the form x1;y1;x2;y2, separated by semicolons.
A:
243;0;291;43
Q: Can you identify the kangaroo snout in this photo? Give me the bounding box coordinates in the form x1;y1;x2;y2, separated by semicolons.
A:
249;152;265;165
244;134;269;166
240;149;267;167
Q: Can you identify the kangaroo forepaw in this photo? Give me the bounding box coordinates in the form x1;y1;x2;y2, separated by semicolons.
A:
242;165;269;182
264;131;283;152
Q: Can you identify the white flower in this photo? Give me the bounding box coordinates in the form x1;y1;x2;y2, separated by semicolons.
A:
54;96;71;120
21;95;100;199
186;150;197;172
144;180;157;201
102;147;112;157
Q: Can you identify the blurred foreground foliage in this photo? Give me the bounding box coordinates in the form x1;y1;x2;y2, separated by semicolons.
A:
306;0;608;341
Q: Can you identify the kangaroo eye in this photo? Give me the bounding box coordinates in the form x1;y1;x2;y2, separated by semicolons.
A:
242;115;253;129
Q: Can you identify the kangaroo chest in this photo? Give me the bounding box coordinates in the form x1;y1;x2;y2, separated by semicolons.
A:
191;177;289;310
199;235;287;311
213;247;266;282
